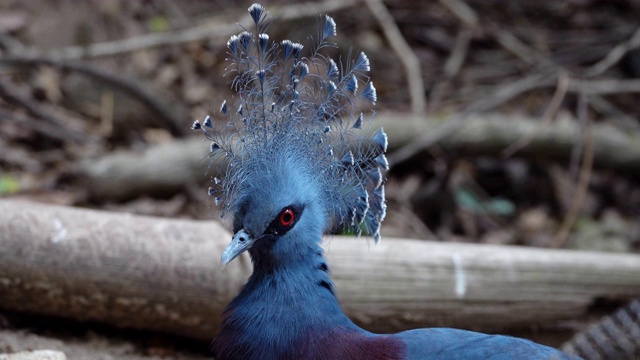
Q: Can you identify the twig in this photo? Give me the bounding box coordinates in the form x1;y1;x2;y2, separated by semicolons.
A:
100;91;114;138
588;94;639;132
438;0;478;28
554;94;594;248
0;33;25;54
491;27;556;69
387;72;556;168
0;55;187;137
444;28;473;78
502;73;569;157
584;27;640;77
364;0;426;114
0;80;89;143
429;0;475;112
567;78;640;95
275;0;360;20
157;0;189;28
41;0;360;60
428;29;473;111
392;1;572;167
0;107;82;143
393;72;640;167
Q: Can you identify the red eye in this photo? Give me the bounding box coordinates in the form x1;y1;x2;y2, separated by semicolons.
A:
279;208;295;227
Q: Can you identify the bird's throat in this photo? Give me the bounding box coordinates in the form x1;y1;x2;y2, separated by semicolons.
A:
212;239;363;358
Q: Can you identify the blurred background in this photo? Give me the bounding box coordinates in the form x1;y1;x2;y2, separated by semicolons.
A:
1;0;640;359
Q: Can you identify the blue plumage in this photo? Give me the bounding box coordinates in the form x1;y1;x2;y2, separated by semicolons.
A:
197;4;579;359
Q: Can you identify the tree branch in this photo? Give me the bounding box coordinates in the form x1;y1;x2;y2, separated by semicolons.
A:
40;0;360;60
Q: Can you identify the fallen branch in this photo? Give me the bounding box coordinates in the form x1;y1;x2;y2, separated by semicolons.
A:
385;112;640;176
0;200;639;340
74;137;212;201
568;78;640;95
388;74;640;167
73;111;640;201
41;0;360;60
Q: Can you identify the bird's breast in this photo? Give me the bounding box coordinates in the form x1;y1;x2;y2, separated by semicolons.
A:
295;330;406;360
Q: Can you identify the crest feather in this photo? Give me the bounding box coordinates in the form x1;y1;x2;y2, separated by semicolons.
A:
195;4;387;241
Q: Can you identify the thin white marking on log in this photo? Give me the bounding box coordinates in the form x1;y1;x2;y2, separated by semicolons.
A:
452;253;466;298
50;218;67;243
506;258;519;282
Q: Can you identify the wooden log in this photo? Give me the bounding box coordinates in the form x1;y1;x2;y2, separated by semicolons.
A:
75;112;640;201
75;138;212;201
0;199;235;340
0;350;67;360
1;200;639;341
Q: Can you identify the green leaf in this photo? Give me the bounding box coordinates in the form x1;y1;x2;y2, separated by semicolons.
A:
455;188;515;216
0;176;20;195
148;16;170;32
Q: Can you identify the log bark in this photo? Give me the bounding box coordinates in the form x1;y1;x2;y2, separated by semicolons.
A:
75;112;640;201
0;200;235;340
1;200;639;340
383;112;640;173
75;137;213;201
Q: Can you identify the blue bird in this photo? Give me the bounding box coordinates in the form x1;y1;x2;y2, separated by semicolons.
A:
194;4;580;359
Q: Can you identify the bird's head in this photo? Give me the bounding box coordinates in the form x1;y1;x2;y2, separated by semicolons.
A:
220;145;328;266
193;3;388;267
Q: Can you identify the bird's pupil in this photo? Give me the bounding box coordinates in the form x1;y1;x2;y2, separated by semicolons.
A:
280;209;294;226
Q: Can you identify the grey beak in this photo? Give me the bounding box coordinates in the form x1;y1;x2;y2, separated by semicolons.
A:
221;228;254;266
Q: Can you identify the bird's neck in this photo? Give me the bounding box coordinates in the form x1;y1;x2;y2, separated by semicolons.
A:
213;236;366;357
233;237;359;329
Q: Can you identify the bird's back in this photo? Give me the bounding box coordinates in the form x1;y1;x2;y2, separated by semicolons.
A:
396;328;580;359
